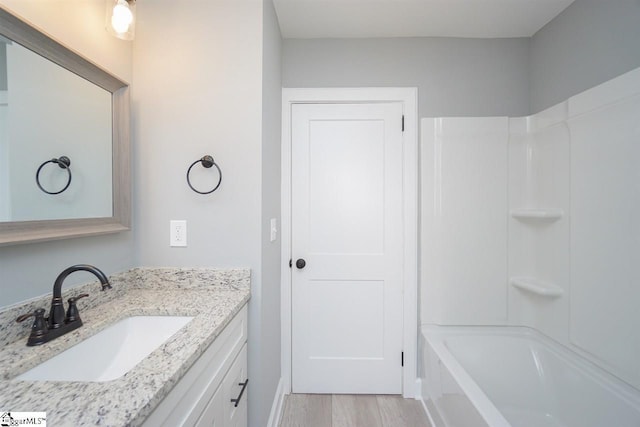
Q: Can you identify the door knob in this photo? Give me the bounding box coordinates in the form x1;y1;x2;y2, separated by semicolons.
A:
296;258;306;269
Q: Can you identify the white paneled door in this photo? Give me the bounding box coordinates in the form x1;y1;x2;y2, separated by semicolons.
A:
291;102;404;394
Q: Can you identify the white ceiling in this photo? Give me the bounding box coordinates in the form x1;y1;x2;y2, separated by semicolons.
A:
273;0;575;39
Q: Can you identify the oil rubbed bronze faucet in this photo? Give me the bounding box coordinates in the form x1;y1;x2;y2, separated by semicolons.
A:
16;264;112;346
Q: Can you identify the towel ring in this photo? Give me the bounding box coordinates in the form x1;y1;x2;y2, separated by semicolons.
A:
36;156;72;195
186;155;222;194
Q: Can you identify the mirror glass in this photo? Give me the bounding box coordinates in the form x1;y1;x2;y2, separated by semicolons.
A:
0;39;113;221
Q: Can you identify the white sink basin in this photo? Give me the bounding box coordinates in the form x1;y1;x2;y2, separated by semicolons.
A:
16;315;194;382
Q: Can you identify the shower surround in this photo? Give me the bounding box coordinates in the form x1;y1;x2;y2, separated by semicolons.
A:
420;66;640;425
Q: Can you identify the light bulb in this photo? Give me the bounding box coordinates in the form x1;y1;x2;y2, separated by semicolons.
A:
111;0;133;34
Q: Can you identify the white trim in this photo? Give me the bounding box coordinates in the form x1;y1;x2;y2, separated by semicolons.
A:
266;377;286;427
416;379;439;427
415;377;423;400
280;87;419;397
416;377;422;397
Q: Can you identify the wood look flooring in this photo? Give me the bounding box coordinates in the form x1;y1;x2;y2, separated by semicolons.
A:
279;394;432;427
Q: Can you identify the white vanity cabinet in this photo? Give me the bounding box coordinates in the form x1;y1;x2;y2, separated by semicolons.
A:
143;305;248;427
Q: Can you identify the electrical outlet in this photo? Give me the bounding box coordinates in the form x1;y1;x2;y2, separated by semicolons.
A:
270;218;277;242
170;220;187;247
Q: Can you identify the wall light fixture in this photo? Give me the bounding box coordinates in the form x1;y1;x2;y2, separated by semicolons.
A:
106;0;136;41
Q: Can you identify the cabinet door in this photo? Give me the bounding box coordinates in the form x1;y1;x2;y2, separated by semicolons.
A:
194;384;225;427
224;344;248;427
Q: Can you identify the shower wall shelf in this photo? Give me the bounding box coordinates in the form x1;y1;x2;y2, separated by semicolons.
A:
511;208;564;221
510;276;563;298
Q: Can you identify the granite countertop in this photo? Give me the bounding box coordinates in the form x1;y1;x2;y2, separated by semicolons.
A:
0;267;251;426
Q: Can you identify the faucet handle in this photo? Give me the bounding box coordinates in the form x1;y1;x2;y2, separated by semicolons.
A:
16;308;48;344
69;293;89;302
65;294;89;323
16;308;46;323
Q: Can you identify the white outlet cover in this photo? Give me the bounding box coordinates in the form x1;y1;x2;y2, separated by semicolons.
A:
170;220;187;247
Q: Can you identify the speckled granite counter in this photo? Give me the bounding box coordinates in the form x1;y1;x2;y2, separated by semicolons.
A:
0;267;250;426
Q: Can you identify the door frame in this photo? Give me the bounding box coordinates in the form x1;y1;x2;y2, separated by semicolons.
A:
280;88;418;397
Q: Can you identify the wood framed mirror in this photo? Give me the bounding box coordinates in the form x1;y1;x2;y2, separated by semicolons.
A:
0;5;130;246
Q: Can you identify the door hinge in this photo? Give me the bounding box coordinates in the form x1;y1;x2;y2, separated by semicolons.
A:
289;259;292;268
401;351;404;367
402;115;405;132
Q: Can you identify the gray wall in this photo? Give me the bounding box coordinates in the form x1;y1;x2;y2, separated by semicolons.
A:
530;0;640;113
283;37;531;117
133;1;281;426
254;1;283;424
132;1;263;271
284;0;640;117
0;234;133;306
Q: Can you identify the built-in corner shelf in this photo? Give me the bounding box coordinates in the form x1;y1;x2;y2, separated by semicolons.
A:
510;276;564;298
511;208;564;221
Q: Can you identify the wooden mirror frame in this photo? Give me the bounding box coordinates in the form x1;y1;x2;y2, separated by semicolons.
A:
0;6;130;246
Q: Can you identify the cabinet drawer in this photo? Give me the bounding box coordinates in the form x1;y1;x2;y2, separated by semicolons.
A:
224;343;248;427
143;305;247;427
194;382;225;427
196;344;248;427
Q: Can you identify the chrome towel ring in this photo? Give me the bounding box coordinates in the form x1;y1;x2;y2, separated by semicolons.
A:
36;156;72;195
186;155;222;194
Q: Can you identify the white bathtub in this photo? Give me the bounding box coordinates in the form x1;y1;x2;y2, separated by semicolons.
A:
420;326;640;427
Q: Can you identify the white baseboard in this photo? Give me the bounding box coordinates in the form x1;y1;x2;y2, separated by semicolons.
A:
415;378;423;399
415;378;438;427
267;377;286;427
419;398;438;427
